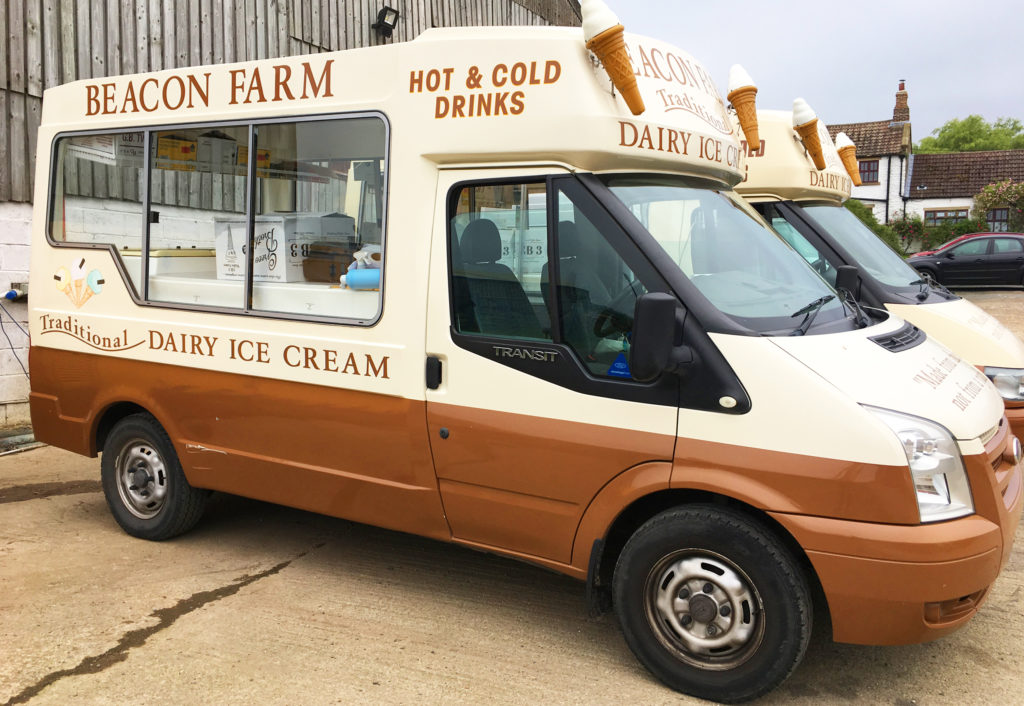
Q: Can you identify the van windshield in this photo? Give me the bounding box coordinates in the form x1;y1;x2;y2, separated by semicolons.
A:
601;175;847;335
800;204;922;289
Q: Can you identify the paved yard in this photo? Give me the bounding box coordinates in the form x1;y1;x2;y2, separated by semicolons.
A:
1;290;1022;705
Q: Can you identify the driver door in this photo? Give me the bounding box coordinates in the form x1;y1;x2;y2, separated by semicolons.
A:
424;170;679;565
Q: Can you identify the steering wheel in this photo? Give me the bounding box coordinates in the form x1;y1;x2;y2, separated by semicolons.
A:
811;257;829;276
592;279;645;338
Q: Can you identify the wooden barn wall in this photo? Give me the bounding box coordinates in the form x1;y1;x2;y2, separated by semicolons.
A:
0;0;581;204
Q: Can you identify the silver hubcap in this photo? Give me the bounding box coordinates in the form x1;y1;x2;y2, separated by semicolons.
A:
644;550;764;670
115;439;168;519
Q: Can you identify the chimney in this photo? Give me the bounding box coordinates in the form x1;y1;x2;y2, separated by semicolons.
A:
893;79;909;122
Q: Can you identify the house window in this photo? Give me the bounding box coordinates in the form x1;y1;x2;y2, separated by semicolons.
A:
858;160;879;184
987;208;1009;232
924;209;968;227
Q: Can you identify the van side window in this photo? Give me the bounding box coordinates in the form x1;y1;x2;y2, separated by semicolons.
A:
450;183;551;341
252;118;384;317
48;115;387;323
50;132;146;295
147;126;248;308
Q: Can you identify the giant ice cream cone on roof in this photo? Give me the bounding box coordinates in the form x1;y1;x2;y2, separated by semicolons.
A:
727;65;759;151
793;98;827;170
582;0;645;116
835;132;862;186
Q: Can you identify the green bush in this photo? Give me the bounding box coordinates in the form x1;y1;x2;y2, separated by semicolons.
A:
889;212;926;254
845;199;909;255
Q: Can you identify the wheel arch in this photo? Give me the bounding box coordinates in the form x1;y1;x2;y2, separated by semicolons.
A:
586;488;828;627
93;401;154;455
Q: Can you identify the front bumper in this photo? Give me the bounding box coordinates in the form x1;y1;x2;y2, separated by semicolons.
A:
771;421;1023;645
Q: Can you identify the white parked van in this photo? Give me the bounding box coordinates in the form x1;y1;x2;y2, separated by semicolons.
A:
739;108;1024;439
28;9;1021;703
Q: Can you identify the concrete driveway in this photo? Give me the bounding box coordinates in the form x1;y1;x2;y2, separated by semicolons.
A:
2;291;1023;705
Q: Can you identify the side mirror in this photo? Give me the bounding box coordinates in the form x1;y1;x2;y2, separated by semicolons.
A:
835;265;860;299
945;251;955;259
630;293;694;382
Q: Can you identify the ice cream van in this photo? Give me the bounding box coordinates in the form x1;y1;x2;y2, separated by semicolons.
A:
736;105;1024;439
27;2;1022;702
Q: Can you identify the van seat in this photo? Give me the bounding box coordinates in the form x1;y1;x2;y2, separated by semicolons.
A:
456;219;544;340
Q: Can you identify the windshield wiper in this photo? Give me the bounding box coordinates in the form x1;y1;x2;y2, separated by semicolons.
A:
837;289;871;329
789;295;834;336
909;277;931;302
910;272;956;300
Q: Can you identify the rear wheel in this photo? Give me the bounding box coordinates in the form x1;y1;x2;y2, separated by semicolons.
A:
101;413;208;540
613;505;811;703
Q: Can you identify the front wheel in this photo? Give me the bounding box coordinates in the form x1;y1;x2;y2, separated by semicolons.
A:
101;413;209;540
613;506;811;703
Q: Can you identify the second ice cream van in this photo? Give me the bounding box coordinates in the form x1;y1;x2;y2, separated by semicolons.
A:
737;107;1024;438
28;7;1022;703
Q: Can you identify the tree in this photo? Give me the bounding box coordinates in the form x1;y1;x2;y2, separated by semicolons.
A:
972;179;1024;231
915;115;1024;153
844;199;905;254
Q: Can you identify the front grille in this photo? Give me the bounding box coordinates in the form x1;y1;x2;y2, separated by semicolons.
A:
868;322;926;352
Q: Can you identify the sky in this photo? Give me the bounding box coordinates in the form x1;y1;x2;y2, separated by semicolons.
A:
615;0;1023;142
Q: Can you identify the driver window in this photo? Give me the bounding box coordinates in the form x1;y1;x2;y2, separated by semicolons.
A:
551;188;647;379
764;210;837;286
448;180;653;381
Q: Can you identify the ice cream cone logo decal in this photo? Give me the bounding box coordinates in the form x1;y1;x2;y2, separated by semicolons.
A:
792;98;827;170
55;259;104;309
582;0;645;116
835;132;862;186
728;65;759;152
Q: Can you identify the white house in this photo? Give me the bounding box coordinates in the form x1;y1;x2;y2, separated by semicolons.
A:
827;81;912;223
904;150;1024;231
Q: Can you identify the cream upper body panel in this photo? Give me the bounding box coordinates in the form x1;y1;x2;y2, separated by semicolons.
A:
38;27;744;182
690;332;907;466
769;315;1005;448
735;109;851;203
888;299;1024;369
697;313;1003;467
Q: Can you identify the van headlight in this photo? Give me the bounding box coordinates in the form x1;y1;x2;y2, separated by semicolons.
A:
865;406;974;522
983;367;1024;401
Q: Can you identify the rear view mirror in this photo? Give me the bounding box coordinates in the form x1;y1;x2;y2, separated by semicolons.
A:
630;293;694;382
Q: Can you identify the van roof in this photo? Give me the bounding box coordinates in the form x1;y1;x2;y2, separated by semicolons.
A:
40;26;745;184
736;109;852;202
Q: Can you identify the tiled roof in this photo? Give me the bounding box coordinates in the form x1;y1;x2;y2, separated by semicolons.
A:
826;120;909;157
907;150;1024;200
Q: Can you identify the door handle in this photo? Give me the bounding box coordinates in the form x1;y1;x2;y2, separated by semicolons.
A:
426;356;442;389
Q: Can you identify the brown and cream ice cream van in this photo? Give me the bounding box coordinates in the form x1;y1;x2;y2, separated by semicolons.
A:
28;1;1022;701
737;104;1024;440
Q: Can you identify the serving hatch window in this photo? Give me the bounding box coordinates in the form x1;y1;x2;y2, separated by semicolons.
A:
49;114;388;324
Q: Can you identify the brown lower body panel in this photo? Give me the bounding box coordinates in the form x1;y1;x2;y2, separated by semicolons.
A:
30;346;451;541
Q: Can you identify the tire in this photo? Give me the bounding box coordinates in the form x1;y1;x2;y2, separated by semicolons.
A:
100;413;208;540
613;505;811;703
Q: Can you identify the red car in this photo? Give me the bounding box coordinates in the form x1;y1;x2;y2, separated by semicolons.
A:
910;232;1022;258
